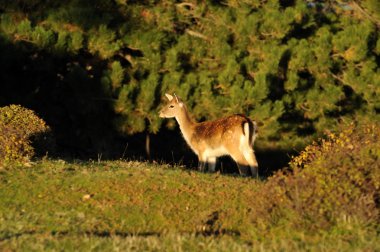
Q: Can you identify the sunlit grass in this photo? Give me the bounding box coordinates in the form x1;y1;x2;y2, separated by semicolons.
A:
0;160;379;251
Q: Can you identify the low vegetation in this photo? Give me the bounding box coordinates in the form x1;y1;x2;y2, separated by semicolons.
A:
0;105;51;167
251;121;380;233
1;122;379;251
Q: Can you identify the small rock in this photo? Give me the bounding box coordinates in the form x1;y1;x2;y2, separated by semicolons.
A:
82;194;92;200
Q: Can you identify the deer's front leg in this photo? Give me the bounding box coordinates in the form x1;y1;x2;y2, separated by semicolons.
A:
198;154;207;172
207;157;217;173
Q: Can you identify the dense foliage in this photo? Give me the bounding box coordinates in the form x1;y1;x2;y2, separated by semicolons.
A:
0;0;379;155
252;121;380;231
0;105;51;166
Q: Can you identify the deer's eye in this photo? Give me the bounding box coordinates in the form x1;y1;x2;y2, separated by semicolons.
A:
169;105;174;108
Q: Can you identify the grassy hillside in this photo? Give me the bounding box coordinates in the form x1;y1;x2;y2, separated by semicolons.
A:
1;146;379;251
1;119;379;251
0;160;256;251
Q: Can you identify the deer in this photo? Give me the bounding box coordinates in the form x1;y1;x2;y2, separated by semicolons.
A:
159;93;259;177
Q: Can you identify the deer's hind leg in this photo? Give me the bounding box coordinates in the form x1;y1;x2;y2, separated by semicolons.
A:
239;134;259;177
229;152;251;176
243;149;259;178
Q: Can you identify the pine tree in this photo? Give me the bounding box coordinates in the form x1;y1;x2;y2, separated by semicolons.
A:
0;0;379;153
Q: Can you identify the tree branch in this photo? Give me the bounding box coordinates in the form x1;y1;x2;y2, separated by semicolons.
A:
350;1;380;27
185;29;210;41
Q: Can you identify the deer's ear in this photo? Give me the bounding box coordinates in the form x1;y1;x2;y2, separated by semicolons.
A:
165;93;174;101
173;94;184;107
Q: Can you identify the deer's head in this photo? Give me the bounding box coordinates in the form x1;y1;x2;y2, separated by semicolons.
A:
159;93;184;118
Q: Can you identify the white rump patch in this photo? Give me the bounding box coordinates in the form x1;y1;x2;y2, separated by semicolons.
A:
239;135;247;151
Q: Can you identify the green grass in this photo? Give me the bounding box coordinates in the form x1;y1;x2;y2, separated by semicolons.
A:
0;160;379;251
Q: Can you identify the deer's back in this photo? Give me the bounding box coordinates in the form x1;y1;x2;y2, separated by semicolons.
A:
192;114;253;148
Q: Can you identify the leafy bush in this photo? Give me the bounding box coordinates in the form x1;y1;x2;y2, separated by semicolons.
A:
0;105;51;166
251;122;379;232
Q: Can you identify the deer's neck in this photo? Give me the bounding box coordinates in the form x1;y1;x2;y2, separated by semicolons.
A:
175;107;196;146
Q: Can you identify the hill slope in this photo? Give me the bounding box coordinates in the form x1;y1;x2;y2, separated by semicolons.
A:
1;129;379;252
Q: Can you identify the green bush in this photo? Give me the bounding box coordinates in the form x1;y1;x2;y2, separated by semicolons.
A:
251;122;379;232
0;105;51;166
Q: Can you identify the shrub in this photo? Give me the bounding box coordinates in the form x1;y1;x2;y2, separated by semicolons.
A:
251;122;380;232
0;105;51;166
